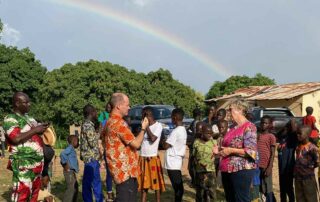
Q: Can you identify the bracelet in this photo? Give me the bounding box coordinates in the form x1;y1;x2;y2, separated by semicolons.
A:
141;128;146;132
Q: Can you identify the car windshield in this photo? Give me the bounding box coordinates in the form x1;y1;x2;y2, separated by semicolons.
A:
152;107;174;120
129;106;174;121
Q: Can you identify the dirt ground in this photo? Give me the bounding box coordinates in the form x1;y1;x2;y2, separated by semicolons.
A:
0;148;293;202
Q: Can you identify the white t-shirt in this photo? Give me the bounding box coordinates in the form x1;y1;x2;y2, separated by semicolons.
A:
165;126;187;170
212;124;219;134
140;122;163;157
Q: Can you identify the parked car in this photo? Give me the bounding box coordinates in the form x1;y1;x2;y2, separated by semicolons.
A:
249;106;303;134
128;105;193;149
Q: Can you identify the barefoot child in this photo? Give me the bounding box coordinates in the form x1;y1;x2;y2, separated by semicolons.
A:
294;125;319;202
60;135;79;202
193;123;218;201
257;116;276;201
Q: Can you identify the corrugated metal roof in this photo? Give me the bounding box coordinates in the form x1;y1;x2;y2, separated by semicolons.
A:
205;82;320;102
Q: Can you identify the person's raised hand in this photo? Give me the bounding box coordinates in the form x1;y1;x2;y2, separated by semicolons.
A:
141;117;149;130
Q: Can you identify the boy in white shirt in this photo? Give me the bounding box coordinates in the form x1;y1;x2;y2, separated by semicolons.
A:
163;108;187;202
138;107;165;202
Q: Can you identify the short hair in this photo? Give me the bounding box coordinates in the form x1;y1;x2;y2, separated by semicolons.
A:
105;101;111;110
217;108;227;116
83;104;96;118
246;112;254;122
261;115;273;123
306;106;313;114
110;93;126;109
192;108;201;118
299;125;312;135
67;135;78;144
142;106;154;116
201;123;212;133
229;99;249;115
12;92;28;107
172;108;184;121
218;119;228;127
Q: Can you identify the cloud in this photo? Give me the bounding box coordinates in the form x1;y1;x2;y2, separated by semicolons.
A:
128;0;155;7
0;23;21;46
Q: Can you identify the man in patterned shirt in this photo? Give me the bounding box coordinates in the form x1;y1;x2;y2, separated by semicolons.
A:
80;104;104;202
3;92;48;202
105;93;149;202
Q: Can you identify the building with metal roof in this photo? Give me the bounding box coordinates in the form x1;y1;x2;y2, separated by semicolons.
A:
205;82;320;127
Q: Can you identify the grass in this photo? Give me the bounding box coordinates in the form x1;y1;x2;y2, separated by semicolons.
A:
0;149;285;202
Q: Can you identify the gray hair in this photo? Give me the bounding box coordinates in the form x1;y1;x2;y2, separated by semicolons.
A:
229;99;249;115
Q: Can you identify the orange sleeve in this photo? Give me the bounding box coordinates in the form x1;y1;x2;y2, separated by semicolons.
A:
118;121;135;145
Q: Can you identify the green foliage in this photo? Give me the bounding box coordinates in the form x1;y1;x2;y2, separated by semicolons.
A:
206;73;275;99
0;42;204;138
34;61;203;138
0;44;47;119
0;19;3;36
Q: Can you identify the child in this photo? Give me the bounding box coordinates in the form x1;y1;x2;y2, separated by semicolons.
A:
193;123;218;202
303;106;319;144
60;135;79;202
277;119;297;202
215;120;228;188
162;108;187;202
187;108;202;186
294;125;319;202
212;108;227;138
37;145;55;202
217;120;228;152
138;107;165;202
257;116;276;202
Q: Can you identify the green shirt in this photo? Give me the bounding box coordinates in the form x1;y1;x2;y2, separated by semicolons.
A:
193;138;217;173
98;111;109;123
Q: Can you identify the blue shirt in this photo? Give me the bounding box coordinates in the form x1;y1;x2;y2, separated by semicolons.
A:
60;144;79;173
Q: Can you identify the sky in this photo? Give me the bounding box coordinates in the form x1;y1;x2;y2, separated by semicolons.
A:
1;0;320;94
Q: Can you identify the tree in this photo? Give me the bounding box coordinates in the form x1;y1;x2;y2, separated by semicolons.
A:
35;61;204;138
0;44;47;119
0;19;3;36
205;73;275;99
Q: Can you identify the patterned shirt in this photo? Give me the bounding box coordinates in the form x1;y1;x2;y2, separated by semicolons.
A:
80;119;100;163
193;138;217;173
0;126;5;141
3;113;44;176
220;122;258;173
294;142;319;180
105;113;139;184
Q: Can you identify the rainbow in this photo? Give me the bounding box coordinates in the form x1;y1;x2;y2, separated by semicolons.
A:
46;0;233;78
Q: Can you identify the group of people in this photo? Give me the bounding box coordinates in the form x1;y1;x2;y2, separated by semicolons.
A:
2;91;320;202
187;102;320;202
